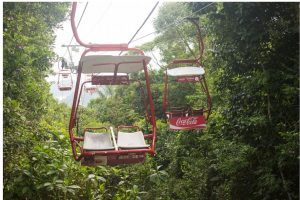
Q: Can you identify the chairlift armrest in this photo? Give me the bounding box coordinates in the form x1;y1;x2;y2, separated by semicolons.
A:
74;136;84;141
74;140;83;154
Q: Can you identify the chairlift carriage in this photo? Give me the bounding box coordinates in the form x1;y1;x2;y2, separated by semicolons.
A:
84;74;98;94
69;2;157;166
163;17;212;131
57;59;73;91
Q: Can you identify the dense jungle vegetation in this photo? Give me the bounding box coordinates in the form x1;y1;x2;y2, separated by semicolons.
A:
3;2;299;200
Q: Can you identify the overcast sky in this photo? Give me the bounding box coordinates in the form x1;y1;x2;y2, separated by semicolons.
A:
53;1;162;73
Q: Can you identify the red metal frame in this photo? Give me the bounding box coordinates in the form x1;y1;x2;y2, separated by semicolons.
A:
162;18;212;131
68;2;156;165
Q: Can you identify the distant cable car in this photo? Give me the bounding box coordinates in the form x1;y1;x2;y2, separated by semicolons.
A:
84;74;97;94
68;2;157;166
58;69;73;91
162;18;212;131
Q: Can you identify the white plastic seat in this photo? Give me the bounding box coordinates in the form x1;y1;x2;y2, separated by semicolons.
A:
167;66;205;76
83;132;115;150
80;55;151;74
117;131;149;149
93;72;127;76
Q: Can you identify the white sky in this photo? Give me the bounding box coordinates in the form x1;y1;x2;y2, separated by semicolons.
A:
53;1;162;73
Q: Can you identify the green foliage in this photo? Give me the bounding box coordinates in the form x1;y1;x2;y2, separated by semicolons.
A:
151;2;197;64
88;88;141;127
3;2;71;199
197;2;298;199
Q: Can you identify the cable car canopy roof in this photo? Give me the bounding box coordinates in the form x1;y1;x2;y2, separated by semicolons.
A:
81;55;151;74
167;66;205;77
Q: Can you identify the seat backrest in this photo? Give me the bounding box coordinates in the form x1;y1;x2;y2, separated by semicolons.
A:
83;132;115;150
117;131;149;149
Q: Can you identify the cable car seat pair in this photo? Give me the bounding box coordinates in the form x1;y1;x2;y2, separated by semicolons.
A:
83;126;149;151
58;69;73;91
81;126;150;166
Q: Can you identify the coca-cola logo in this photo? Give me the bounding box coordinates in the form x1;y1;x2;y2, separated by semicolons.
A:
176;117;198;126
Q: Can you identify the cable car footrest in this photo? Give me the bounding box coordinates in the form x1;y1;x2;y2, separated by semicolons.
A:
81;153;146;166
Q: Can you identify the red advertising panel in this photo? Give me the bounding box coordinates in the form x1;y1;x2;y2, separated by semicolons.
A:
92;75;129;85
176;76;200;83
81;153;146;166
169;115;206;130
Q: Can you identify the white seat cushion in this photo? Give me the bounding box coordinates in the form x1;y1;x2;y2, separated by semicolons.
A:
80;55;151;74
117;131;149;149
167;66;205;76
83;132;115;150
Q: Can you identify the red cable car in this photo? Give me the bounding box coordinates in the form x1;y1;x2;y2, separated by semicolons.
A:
57;66;73;91
84;74;97;94
163;18;212;131
69;2;157;166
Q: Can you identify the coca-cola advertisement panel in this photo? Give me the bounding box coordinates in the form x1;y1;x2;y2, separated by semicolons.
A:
169;115;206;130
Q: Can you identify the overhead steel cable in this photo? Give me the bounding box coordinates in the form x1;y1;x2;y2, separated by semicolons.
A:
63;2;89;58
87;0;112;38
131;2;215;44
175;26;197;59
119;1;159;55
149;50;162;68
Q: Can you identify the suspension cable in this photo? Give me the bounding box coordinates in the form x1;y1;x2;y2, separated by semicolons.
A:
175;25;197;59
87;0;112;38
131;2;215;43
119;1;159;55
